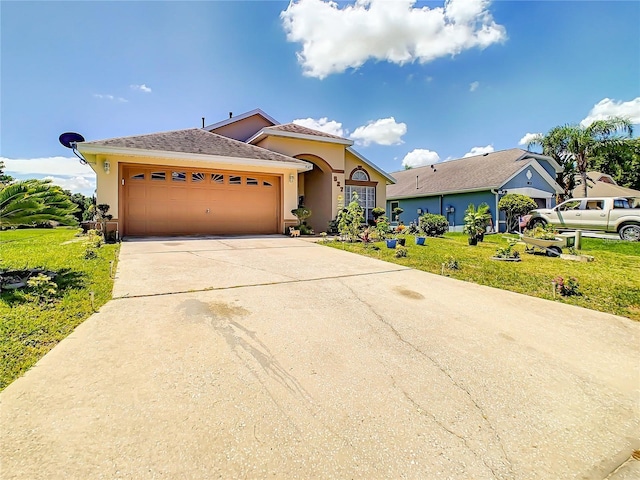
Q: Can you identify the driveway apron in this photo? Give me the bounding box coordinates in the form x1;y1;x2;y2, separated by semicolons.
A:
1;236;639;479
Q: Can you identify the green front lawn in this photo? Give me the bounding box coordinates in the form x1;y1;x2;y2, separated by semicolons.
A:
0;228;119;390
326;233;640;321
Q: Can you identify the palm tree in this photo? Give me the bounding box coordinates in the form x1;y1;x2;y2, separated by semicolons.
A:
0;179;78;227
529;117;633;198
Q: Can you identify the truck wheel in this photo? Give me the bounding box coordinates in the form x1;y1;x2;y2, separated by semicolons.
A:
619;224;640;241
529;218;546;229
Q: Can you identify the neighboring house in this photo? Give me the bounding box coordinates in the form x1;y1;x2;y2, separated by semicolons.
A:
571;172;640;206
386;149;563;232
78;109;395;237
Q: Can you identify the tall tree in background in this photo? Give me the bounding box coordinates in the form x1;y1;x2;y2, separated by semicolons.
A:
529;117;633;198
589;138;640;191
528;127;576;199
65;191;95;222
0;161;14;186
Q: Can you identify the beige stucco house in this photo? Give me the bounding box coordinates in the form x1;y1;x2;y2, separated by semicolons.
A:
78;109;395;237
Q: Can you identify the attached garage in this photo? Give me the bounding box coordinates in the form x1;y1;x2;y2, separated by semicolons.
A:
122;165;281;236
76;128;312;238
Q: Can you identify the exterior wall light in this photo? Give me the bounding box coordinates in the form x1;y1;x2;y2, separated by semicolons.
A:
289;173;295;183
103;160;111;174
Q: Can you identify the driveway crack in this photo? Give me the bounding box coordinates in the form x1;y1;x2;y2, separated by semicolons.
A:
342;282;514;479
391;376;501;480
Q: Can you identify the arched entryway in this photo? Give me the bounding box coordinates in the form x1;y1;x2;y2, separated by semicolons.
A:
295;154;333;233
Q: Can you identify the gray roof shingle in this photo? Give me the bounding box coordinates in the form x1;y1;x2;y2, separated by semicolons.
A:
264;123;349;140
387;149;548;199
81;128;309;165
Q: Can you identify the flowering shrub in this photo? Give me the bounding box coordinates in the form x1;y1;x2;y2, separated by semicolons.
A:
554;276;580;296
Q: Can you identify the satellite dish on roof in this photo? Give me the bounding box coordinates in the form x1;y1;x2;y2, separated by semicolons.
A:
59;132;85;148
58;132;88;165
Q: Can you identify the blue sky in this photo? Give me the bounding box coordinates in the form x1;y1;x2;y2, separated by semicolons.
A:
2;0;639;196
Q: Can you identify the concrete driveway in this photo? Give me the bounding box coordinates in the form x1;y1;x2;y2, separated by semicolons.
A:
1;236;639;479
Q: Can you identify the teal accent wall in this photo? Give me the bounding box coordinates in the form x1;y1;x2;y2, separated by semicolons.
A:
387;191;497;231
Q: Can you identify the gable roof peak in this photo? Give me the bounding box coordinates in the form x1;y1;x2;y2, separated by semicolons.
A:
204;108;278;131
265;123;349;141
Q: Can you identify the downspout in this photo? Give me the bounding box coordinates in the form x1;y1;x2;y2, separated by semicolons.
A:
491;189;500;233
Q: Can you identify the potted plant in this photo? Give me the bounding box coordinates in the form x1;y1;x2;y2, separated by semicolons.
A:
463;203;489;245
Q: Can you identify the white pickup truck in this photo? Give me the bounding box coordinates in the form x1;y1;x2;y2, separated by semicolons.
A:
525;197;640;241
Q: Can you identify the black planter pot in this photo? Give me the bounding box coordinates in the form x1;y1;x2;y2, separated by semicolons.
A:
468;236;478;246
397;238;406;246
477;232;485;242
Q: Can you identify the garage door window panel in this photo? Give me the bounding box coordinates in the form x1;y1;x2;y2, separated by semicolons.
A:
192;172;206;183
229;176;242;185
151;171;166;181
172;172;186;182
211;174;224;184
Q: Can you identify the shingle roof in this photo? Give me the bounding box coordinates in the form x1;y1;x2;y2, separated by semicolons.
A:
387;149;548;199
81;128;309;165
264;123;348;140
572;172;640;197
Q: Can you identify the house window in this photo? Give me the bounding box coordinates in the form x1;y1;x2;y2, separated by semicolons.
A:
352;170;369;181
345;185;375;221
390;201;400;221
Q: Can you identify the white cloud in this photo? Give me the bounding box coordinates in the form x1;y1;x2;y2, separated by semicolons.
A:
2;156;95;195
93;93;128;103
463;144;494;157
402;149;441;168
469;81;479;92
518;132;541;146
350;117;407;146
580;97;640;127
281;0;507;79
292;117;345;137
2;156;95;177
42;175;96;195
130;83;152;93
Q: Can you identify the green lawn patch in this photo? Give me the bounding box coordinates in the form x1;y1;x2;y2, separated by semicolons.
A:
326;233;640;321
1;228;119;390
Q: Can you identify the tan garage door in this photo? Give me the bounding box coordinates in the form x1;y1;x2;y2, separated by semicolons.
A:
122;165;280;236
